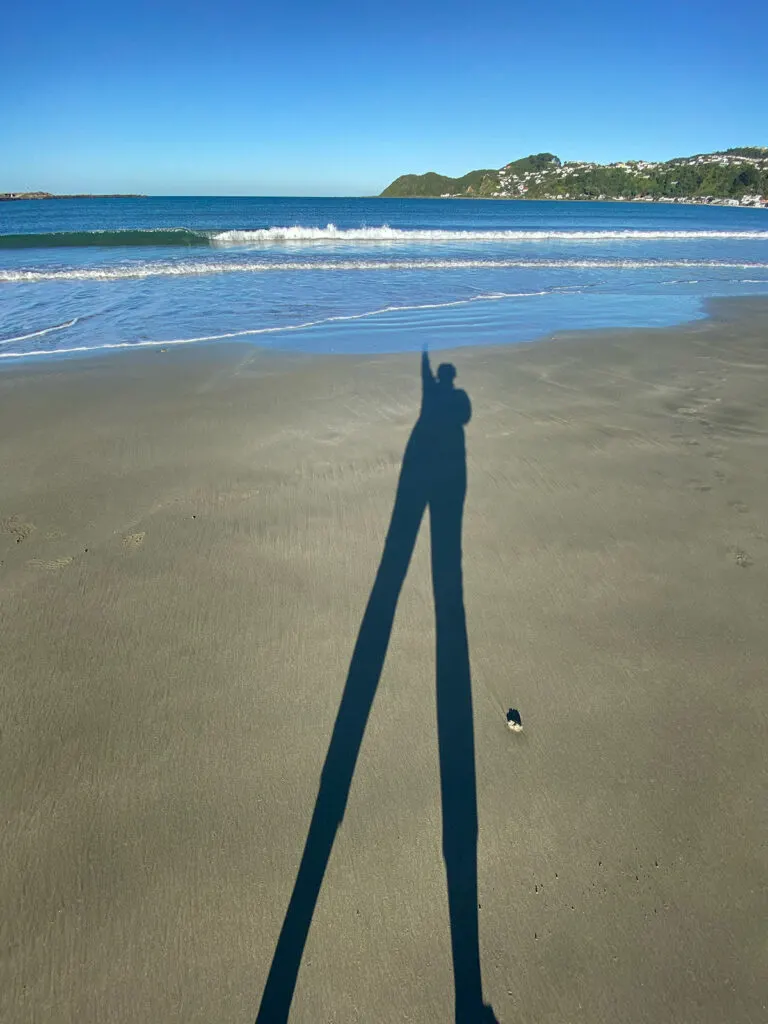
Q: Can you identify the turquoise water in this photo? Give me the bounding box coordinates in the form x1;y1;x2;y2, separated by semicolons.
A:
1;196;768;360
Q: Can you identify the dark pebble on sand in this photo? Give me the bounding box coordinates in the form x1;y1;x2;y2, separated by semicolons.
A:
506;708;523;731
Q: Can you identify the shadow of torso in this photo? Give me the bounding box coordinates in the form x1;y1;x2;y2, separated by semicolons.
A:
403;360;472;498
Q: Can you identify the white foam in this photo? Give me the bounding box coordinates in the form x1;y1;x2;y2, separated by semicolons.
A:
2;258;766;284
0;317;79;345
0;290;546;359
211;224;768;244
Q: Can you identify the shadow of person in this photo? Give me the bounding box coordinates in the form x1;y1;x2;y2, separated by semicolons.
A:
256;349;497;1023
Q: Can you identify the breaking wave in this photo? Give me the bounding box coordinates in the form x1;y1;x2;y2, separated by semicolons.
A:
3;224;768;250
2;258;766;283
210;226;768;244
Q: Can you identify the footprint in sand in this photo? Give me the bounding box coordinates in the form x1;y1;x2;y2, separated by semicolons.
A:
316;429;344;445
25;556;74;572
122;531;146;550
1;515;36;544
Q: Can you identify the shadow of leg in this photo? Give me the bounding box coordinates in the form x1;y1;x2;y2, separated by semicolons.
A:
430;490;484;1022
255;470;427;1023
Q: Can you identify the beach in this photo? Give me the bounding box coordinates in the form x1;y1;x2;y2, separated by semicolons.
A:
2;297;767;1023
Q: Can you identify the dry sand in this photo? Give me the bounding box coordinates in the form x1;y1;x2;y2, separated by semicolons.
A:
1;299;767;1023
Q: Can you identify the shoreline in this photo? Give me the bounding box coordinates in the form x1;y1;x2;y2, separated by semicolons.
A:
2;292;767;371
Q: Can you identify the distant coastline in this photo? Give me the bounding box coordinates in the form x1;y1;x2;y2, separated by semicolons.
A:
379;194;768;209
0;192;146;201
380;148;768;208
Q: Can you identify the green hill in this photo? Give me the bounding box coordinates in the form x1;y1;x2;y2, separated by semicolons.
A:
381;168;499;198
379;149;768;203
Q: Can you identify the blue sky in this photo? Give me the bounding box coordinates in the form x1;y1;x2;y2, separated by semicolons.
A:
2;0;766;195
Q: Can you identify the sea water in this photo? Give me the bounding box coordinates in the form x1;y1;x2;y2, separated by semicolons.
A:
1;196;767;360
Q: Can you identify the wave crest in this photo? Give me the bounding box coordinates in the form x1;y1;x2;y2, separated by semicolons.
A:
0;229;211;250
211;224;768;244
3;224;768;251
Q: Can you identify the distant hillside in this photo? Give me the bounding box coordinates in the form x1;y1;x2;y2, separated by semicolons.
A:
380;169;498;198
380;149;768;205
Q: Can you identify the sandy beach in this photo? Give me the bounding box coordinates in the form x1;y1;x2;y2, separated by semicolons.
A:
2;298;767;1023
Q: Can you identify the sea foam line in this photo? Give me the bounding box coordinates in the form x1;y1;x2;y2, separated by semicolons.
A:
0;290;544;359
2;258;767;284
0;317;79;345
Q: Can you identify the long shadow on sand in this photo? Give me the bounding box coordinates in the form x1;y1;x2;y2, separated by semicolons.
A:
256;349;496;1023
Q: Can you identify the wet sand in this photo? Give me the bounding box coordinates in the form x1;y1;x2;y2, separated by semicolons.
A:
2;298;767;1023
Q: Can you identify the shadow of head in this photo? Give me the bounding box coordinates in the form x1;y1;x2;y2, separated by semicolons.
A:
437;363;457;387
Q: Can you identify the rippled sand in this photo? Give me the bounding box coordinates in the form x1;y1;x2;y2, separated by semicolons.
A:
2;298;767;1023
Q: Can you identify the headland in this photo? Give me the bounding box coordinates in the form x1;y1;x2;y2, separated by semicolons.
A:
381;148;768;207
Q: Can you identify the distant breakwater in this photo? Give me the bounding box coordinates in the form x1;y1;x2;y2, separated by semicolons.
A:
0;192;146;202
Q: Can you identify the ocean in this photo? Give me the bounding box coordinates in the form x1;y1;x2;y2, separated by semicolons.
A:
1;196;768;360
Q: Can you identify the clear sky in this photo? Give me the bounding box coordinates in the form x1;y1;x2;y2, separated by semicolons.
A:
2;0;766;195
